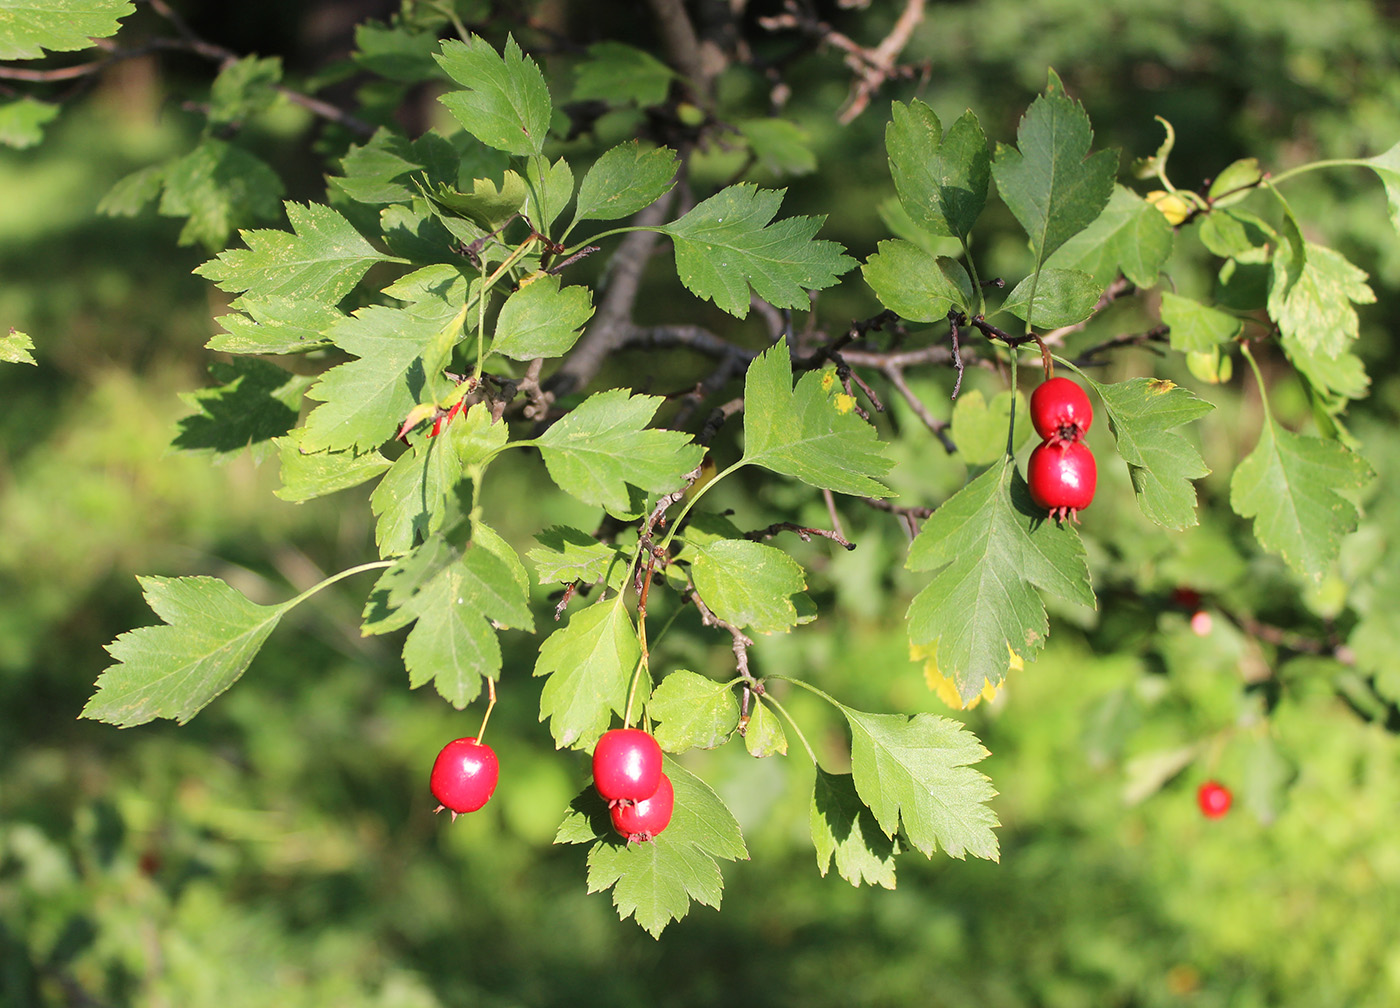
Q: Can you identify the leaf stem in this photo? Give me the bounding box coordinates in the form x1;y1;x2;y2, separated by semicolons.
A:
285;559;394;610
562;226;656;257
1238;342;1273;423
1267;157;1373;186
763;693;819;765
765;673;845;712
655;459;748;553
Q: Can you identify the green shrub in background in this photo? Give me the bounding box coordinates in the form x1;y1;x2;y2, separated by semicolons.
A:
3;0;1400;1003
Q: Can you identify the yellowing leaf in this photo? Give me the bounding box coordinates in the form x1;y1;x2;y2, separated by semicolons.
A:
911;640;1016;709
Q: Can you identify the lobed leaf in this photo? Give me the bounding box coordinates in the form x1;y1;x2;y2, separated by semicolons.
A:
84;576;289;727
1268;227;1374;359
0;96;58;149
861;240;973;322
659;184;854;318
886;102;989;240
172;358;311;459
906;457;1094;702
0;0;133;60
534;597;639;750
1159;291;1241;353
527;525;628;587
1;327;35;365
999;268;1102;328
274;438;391;503
1044;184;1173;288
572;41;675;107
811;768;898;889
435;34;551;156
682;538;807;634
491;275;593;361
648;670;739;752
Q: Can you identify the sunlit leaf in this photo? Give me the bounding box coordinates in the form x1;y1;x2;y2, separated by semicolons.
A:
435;34;551;156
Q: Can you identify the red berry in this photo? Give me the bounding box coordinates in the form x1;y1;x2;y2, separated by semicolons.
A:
430;737;499;818
1027;440;1097;521
592;728;663;805
1189;610;1213;636
1196;780;1232;819
1030;377;1093;444
1171;587;1203;610
610;771;675;842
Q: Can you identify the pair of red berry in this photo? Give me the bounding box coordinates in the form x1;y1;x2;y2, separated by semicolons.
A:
593;728;674;842
1027;377;1097;521
428;727;675;842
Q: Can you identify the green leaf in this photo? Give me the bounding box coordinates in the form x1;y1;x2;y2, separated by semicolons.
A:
861;240;973;322
573;141;677;224
534;597;639;749
366;531;534;708
1159;291;1242;353
1363;141;1400;237
1208;157;1264;205
172;358;312;459
299;305;459;454
0;0;133;59
659;184;855;318
741;336;894;497
0;97;58;148
352;20;442;82
1350;561;1400;684
435;34;551;156
573;41;674;106
991;73;1117;267
1086;375;1214;529
1198;207;1276;260
524;155;574;233
424;172;528;231
906;457;1095;702
1268;232;1374;359
838;704;999;860
491;275;593;361
1;327;35;365
950;390;1029;466
331;129;459;205
811;768;897;889
527;526;628;587
999;268;1102;328
1282;340;1370;403
207;55;282;127
531;389;703;517
682;538;807;634
742;698;786;757
1043;184;1173;288
157;140;285;250
274;438;391;503
206;297;340;355
196;201;395;303
1230;414;1374;580
648;670;739;752
83;576;289;727
886;102;989;240
560;760;747;937
736;117;817;177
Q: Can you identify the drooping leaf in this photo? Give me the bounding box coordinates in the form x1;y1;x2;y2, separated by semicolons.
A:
991;71;1117;267
1;327;35;365
886;102;989;240
839;704;999;860
861;240;974;322
572;141;678;224
999;268;1102;328
741;337;893;497
557;760;747;937
659;184;855;318
811;768;898;889
1268;230;1374;359
1159;291;1242;353
742;698;787;757
157;140;285;249
1044;184;1173;288
524;155;574;233
534;597;639;749
950;390;1030;466
572;40;675;107
648;670;739;752
527;525;628;587
906;457;1095;702
330;129;460;205
1282;341;1370;403
274;437;391;503
172;358;311;460
83;576;289;727
424;172;528;231
1085;375;1214;529
0;0;133;59
0;97;58;148
529;389;703;517
196;201;395;303
1230;414;1374;580
207;54;282;127
435;34;551;156
682;538;807;634
491;275;593;361
207;297;339;355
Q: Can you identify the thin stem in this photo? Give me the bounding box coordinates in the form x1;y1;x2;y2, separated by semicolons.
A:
285;559;393;609
562;226;655;257
1268;157;1371;186
475;678;498;744
1239;342;1273;422
655;458;747;552
765;673;845;711
763;694;819;765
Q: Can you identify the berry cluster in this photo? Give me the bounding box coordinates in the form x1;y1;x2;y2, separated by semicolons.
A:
428;726;674;843
1027;377;1097;522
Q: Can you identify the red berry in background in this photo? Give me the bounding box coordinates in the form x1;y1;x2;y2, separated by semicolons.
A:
1030;376;1093;444
1027;440;1097;521
1197;780;1232;819
592;728;664;806
1171;587;1203;610
610;771;675;842
1189;610;1213;636
430;737;499;818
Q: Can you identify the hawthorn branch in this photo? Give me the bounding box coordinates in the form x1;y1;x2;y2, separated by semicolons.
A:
745;520;856;550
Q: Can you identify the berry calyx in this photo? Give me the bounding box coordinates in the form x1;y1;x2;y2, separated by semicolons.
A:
592;728;663;806
1030;377;1094;444
1196;780;1232;819
610;771;675;843
430;737;499;818
1027;440;1097;522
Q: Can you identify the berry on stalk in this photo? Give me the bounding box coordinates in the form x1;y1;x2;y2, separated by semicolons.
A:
1196;780;1232;819
1030;376;1093;445
610;772;675;843
1027;440;1097;522
430;737;499;818
592;728;663;806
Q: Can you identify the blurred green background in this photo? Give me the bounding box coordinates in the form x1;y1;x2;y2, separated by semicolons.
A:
4;1;1400;1005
